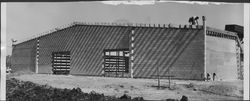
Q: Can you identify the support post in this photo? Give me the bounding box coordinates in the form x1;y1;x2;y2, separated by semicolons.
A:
35;38;39;73
169;76;171;88
116;51;119;77
157;66;160;89
202;16;206;80
102;51;105;77
130;28;135;78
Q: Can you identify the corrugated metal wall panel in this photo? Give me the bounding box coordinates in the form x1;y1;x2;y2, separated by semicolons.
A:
38;26;74;73
139;28;178;78
133;28;204;80
66;25;130;75
163;29;204;80
12;24;204;80
69;25;104;74
11;39;37;72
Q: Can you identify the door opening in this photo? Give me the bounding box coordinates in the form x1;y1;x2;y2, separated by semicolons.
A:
103;49;129;77
52;51;70;75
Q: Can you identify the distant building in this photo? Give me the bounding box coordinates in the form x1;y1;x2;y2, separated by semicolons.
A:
225;24;244;80
11;21;243;81
225;24;244;41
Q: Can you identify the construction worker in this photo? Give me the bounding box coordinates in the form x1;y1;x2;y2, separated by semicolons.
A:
189;16;199;25
213;73;216;81
189;16;195;25
207;73;210;81
194;16;199;25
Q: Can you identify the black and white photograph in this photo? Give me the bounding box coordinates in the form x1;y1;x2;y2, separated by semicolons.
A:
1;1;249;101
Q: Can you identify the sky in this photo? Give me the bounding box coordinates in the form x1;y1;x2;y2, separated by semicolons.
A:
6;1;244;55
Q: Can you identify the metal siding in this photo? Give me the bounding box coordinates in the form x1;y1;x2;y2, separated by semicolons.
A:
38;27;73;73
133;28;204;80
91;26;128;75
12;25;205;80
72;25;103;74
134;28;179;78
70;26;92;73
84;26;109;74
140;28;174;78
60;25;130;75
11;39;37;72
89;27;120;75
134;28;164;78
163;29;204;79
69;25;94;74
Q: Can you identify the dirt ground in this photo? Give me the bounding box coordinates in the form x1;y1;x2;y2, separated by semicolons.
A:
11;73;243;100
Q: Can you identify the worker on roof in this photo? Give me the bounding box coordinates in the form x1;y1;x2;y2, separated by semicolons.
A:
189;16;199;25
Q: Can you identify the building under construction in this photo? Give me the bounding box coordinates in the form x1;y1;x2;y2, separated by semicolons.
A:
11;18;244;81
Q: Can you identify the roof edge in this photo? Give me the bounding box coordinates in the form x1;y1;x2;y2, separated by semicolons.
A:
14;22;205;45
15;22;238;45
206;26;237;36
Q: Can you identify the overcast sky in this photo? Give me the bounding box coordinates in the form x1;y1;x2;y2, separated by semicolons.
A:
6;1;244;55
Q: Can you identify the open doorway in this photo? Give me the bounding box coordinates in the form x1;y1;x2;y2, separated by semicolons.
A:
52;51;70;75
103;49;129;77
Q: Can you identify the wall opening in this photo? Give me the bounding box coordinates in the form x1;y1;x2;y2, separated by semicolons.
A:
52;51;70;75
103;49;129;77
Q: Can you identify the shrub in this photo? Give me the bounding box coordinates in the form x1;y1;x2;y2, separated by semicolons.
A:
6;78;145;101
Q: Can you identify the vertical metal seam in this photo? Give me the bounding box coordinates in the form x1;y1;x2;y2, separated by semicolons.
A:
35;38;39;73
203;16;207;81
130;28;135;78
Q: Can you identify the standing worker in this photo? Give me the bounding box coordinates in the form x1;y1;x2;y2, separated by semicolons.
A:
213;73;216;81
207;73;210;81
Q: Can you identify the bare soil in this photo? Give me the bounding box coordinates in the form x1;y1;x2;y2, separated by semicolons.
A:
11;73;243;100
